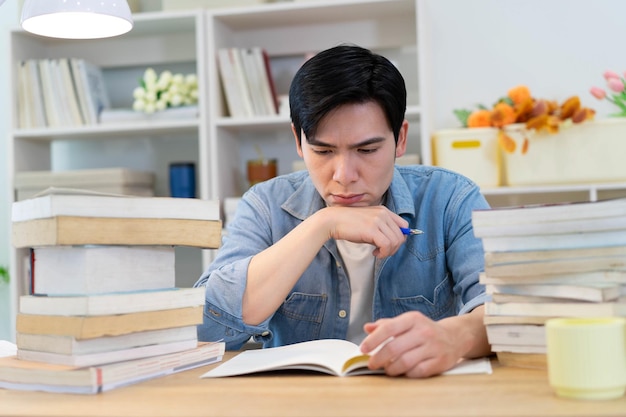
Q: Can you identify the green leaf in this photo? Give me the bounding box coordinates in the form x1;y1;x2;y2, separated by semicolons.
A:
0;266;8;284
453;109;472;127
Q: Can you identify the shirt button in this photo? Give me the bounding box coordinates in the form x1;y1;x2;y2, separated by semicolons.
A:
261;331;269;336
338;310;347;318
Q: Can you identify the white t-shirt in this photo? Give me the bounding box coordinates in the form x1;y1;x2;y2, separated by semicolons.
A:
336;239;376;345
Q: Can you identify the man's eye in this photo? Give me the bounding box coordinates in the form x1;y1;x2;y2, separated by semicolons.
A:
359;148;378;154
312;148;332;155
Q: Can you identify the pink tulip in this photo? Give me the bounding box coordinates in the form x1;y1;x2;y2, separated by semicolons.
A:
607;77;625;93
603;70;621;80
590;86;606;99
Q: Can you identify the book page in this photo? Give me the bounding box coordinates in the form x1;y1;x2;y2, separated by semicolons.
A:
202;339;363;377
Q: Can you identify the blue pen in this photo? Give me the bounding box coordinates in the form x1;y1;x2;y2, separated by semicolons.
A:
400;227;423;235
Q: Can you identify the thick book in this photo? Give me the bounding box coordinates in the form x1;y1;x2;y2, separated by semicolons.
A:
485;283;621;303
16;306;204;339
495;351;547;370
484;245;626;266
16;326;198;356
12;216;221;249
484;301;626;317
11;188;219;223
17;338;198;367
30;245;175;296
201;339;492;378
485;324;546;347
471;198;626;231
0;342;225;394
479;271;626;286
483;254;626;277
17;337;198;366
479;229;626;252
19;287;204;317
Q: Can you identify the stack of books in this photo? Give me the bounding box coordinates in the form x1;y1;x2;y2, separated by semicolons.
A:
472;198;626;369
2;189;224;394
216;47;279;118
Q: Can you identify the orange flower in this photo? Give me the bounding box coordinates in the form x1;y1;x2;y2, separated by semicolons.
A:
508;85;531;105
490;102;516;128
467;109;492;127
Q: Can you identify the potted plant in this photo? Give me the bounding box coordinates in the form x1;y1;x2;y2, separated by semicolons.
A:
0;266;8;285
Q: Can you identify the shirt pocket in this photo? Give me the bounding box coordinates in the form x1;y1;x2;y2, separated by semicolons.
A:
389;275;455;320
273;292;327;343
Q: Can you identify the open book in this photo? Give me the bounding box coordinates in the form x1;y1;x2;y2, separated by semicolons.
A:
201;339;492;378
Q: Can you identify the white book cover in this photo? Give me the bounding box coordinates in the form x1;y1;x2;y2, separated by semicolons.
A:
30;245;175;296
26;59;47;128
57;58;85;126
229;47;254;118
19;287;206;316
11;187;219;222
37;59;62;127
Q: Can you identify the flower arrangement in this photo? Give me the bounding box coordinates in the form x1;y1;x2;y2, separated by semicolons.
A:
454;85;595;154
132;68;198;114
590;70;626;117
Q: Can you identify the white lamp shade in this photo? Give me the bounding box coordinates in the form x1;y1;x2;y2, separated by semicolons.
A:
21;0;133;39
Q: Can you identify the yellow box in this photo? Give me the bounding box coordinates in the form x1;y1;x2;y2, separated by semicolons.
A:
503;118;626;186
431;127;502;187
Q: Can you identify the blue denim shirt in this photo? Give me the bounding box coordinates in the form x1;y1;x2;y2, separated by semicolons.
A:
195;165;490;350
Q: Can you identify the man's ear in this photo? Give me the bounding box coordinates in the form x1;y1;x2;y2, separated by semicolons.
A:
292;124;304;158
395;119;409;158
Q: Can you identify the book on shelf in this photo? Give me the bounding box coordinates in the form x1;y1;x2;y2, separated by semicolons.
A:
19;287;205;317
11;187;220;223
485;283;621;303
14;168;155;201
239;47;269;116
479;271;626;286
16;326;198;356
216;47;255;118
12;216;221;249
29;245;175;296
257;47;279;114
37;59;63;127
70;58;111;124
484;300;626;318
471;198;626;231
0;341;225;395
17;338;199;367
16;305;204;339
56;58;85;126
201;339;492;378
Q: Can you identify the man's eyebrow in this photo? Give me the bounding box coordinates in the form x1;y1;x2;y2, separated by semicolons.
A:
307;136;387;148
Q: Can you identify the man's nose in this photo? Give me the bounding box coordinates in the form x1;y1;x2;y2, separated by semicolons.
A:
332;154;358;184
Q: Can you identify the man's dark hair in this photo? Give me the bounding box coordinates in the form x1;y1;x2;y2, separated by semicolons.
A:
289;44;407;145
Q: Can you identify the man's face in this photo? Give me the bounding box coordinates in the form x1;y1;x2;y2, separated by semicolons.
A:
295;101;407;207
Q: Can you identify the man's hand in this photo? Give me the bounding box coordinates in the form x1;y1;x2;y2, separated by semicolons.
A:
323;206;408;258
359;307;490;378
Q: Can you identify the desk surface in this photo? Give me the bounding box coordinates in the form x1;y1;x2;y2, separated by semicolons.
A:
0;353;625;417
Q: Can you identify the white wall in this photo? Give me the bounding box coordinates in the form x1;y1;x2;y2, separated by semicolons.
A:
0;1;19;341
422;0;626;130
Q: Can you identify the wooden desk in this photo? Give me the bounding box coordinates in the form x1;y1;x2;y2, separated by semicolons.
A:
0;353;624;417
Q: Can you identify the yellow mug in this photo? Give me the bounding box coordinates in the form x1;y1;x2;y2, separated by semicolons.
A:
546;317;626;401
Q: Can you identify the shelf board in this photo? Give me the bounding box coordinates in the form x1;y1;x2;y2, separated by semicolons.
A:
210;0;415;30
12;119;200;141
215;105;421;133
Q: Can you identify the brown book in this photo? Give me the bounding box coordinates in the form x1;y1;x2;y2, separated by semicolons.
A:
16;305;204;339
12;216;221;248
496;351;547;370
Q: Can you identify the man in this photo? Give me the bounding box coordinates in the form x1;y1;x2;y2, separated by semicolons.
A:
195;44;491;377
